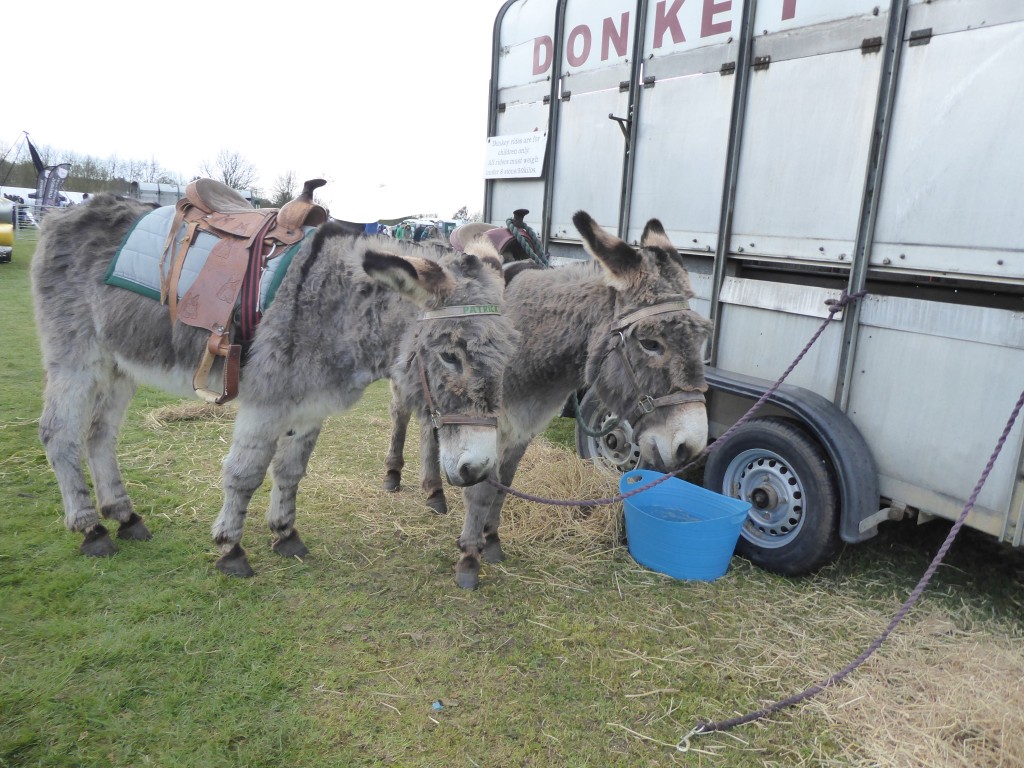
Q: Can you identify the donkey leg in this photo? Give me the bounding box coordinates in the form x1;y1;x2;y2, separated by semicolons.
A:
85;372;149;541
420;420;447;515
267;420;323;559
455;480;508;589
383;381;408;492
481;443;530;565
39;367;117;556
212;409;280;577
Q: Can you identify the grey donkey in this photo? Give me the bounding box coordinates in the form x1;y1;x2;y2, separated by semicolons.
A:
30;194;518;577
384;211;714;588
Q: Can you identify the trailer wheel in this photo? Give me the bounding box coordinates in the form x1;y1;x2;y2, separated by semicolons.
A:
704;417;840;575
574;389;641;476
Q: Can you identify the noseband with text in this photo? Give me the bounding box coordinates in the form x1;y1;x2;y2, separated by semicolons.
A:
416;305;502;429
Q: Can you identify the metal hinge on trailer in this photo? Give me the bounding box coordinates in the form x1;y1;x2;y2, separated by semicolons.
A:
720;61;736;76
753;55;771;71
861;36;883;54
909;27;933;46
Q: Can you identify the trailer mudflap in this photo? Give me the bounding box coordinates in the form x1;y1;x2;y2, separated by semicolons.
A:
706;367;880;544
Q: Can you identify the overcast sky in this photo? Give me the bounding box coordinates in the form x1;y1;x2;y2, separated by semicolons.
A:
2;0;510;220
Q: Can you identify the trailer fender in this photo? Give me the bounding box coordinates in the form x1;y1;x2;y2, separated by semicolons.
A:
705;367;880;545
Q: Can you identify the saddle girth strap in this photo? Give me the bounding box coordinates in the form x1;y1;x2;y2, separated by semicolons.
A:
237;215;280;343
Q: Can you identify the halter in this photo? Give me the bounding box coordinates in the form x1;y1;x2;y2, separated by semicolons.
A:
605;299;707;420
415;304;501;430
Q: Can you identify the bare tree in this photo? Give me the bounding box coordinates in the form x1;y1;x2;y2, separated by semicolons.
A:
269;171;298;207
122;158;145;184
452;205;470;220
142;155;172;183
200;149;258;191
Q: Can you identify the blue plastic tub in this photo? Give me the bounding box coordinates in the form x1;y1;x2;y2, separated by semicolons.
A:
619;469;751;581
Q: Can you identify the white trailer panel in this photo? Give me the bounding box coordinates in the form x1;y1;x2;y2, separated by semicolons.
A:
485;0;1024;570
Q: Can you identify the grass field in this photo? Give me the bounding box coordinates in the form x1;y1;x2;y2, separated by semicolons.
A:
2;230;1023;767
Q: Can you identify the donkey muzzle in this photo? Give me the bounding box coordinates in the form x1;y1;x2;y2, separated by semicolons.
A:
439;425;498;487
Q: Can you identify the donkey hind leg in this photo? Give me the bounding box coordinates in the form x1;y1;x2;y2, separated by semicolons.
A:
39;364;117;556
420;419;447;515
211;410;281;577
267;421;324;560
383;381;408;492
454;442;529;589
86;372;149;542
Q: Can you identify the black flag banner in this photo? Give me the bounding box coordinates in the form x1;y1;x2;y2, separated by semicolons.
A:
25;136;71;208
26;135;45;175
40;164;71;208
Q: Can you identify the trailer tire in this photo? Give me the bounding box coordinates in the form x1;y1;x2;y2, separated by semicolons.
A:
704;417;840;575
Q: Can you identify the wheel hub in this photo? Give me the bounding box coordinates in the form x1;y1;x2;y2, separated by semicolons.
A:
583;412;641;477
724;449;806;549
751;484;779;510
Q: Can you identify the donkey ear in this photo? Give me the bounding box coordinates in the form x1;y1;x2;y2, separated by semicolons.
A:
572;210;640;288
363;250;453;308
463;237;504;273
640;218;674;251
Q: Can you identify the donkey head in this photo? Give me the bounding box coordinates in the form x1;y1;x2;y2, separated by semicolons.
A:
574;211;713;472
364;240;519;486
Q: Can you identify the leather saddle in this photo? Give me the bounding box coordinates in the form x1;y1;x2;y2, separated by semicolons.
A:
160;178;328;403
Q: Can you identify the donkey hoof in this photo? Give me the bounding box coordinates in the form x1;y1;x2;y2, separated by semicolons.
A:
117;513;153;541
272;531;309;559
425;491;448;515
383;470;402;492
216;544;255;578
482;535;505;564
80;525;118;557
455;556;480;590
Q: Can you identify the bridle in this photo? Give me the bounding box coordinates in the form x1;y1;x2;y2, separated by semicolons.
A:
414;304;502;430
604;299;707;421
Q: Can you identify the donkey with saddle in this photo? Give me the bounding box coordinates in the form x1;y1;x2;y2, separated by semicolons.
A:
31;180;517;576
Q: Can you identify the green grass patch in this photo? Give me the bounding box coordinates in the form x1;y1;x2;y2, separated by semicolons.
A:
2;233;1023;767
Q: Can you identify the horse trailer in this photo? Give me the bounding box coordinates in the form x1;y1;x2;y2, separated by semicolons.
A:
483;0;1024;574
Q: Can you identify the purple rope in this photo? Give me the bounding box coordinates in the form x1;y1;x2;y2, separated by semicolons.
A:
486;290;867;507
689;384;1024;739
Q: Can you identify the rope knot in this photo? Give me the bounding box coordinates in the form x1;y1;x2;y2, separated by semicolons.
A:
824;289;867;315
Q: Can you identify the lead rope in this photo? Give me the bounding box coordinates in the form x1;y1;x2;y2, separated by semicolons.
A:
487;290;868;507
679;384;1024;749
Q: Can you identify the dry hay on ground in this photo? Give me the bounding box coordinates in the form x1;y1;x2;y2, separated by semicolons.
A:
141;400;622;556
317;433;625;558
813;610;1024;768
145;400;239;429
497;438;623;551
